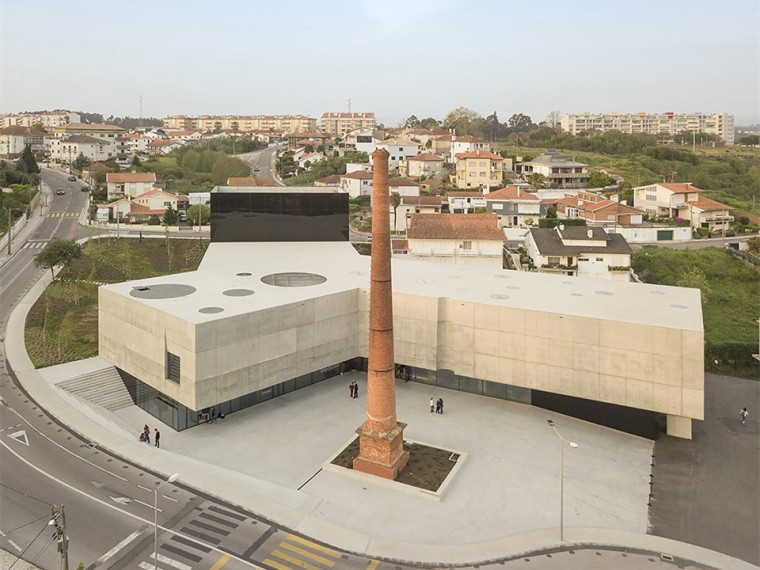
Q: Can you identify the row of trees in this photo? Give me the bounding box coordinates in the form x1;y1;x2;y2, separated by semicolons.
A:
403;108;539;140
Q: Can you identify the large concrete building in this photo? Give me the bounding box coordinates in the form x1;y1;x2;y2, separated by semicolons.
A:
162;114;318;133
98;187;704;439
560;112;735;144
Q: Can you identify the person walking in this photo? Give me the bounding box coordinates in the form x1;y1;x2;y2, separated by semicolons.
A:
349;381;354;398
430;397;435;413
154;429;160;448
143;425;150;444
740;407;749;425
210;407;217;424
353;382;359;399
439;398;444;415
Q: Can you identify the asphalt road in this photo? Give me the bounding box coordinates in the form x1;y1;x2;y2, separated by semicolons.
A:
234;147;279;184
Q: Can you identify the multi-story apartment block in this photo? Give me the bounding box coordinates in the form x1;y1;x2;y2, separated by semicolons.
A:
0;110;81;129
560;112;735;144
454;150;504;190
162;115;317;134
0;126;46;156
47;123;129;166
320;112;376;137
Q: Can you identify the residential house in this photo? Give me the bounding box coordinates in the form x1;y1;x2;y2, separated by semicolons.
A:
524;225;633;280
0;126;45;156
47;123;130;166
82;162;109;185
125;133;151;155
406;213;505;267
450;135;492;164
516;150;590;188
391;196;443;233
288;132;327;150
447;191;487;213
402;153;445;178
346;162;372;174
339;170;373;198
581;200;644;226
148;139;183;155
399;128;448;148
297;152;325;169
106;172;157;200
485;185;545;227
373;139;421;172
632;182;734;233
320;112;376;137
388;177;421;197
345;129;382;154
132;189;181;212
314;174;342;187
430;134;454;160
54;135;115;165
454;150;504;190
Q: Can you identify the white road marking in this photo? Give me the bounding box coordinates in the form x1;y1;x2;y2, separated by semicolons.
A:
110;496;132;505
140;553;192;570
96;530;143;565
134;498;161;511
8;539;22;552
7;429;30;446
161;494;179;503
4;404;127;481
137;484;153;492
0;440;257;567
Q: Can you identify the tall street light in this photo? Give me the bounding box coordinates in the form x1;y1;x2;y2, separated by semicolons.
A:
154;472;180;570
546;419;578;542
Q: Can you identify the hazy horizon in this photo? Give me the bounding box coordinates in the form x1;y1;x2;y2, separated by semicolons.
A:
1;0;758;126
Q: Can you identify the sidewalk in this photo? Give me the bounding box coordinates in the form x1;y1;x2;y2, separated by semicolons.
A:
0;179;52;269
4;273;757;569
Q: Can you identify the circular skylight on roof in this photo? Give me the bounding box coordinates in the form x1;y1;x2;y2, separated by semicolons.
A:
199;307;224;314
595;290;615;296
261;272;327;287
129;284;196;299
236;272;252;277
223;289;255;297
671;304;688;309
490;294;510;300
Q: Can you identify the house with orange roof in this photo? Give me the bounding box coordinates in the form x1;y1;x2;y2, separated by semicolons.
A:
406;213;504;267
373;139;421;172
106;171;157;199
132;189;182;213
391;196;443;233
147;139;183;155
227;177;259;187
454;149;504;190
288;132;327;150
339;170;373;198
485;185;546;227
632;182;733;233
450;135;493;164
402;153;445;178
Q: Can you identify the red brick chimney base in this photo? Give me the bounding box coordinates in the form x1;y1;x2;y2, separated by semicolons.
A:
352;422;410;480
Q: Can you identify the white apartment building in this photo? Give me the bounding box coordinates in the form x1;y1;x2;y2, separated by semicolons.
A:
320;112;376;137
560;112;735;144
51;135;115;165
47;123;130;166
0;126;45;156
372;139;421;171
0;111;81;129
450;136;492;164
163;115;318;134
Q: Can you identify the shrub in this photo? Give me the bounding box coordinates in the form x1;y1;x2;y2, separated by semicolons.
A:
147;216;160;226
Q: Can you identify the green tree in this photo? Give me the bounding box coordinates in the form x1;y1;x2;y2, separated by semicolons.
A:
34;239;83;278
211;155;250;185
404;115;420;129
162;206;179;226
587;171;615;188
390;192;401;231
443;107;482;136
747;236;760;255
16;145;40;174
508;113;534;132
737;135;759;146
131;155;141;167
419;117;441;130
528;173;546;188
187;204;210;225
73;152;91;171
677;267;712;300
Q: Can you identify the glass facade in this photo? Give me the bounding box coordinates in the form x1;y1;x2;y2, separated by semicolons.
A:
210;190;349;243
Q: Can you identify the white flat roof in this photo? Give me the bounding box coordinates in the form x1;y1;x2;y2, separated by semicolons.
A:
212;186;345;194
101;242;703;331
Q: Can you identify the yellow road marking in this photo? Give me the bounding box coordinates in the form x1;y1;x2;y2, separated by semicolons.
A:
366;560;380;570
210;554;231;570
271;549;320;570
280;542;336;566
263;559;292;570
286;534;340;557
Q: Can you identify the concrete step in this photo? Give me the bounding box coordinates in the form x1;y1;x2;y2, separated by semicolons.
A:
58;366;134;411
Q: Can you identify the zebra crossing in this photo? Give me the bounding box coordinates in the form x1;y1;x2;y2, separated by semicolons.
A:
263;534;341;570
47;211;79;218
21;241;47;249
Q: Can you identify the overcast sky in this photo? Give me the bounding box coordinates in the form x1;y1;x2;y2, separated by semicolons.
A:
1;0;758;125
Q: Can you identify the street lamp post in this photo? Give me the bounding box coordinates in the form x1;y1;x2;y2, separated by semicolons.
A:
154;473;180;570
7;207;22;255
546;419;578;542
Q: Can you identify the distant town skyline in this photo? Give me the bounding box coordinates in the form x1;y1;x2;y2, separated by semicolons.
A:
1;0;758;126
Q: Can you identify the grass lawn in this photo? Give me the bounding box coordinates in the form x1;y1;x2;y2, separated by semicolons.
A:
25;238;209;368
332;437;458;492
632;246;760;377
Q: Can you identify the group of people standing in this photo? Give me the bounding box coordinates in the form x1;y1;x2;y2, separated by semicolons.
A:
429;397;444;414
348;381;359;399
139;424;160;447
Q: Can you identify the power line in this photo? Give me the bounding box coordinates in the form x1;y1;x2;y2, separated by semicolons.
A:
0;482;54;507
6;519;49;570
2;514;52;535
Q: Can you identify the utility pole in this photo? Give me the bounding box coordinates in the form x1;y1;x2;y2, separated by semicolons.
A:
348;98;352;114
139;94;144;130
51;504;69;570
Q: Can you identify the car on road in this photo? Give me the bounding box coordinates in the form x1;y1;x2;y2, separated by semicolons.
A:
81;186;89;192
56;188;65;195
254;167;261;172
68;175;76;181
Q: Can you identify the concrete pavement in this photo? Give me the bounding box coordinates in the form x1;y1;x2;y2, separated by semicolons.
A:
4;274;757;568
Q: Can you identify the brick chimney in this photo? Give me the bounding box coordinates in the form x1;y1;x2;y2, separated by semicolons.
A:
352;149;410;480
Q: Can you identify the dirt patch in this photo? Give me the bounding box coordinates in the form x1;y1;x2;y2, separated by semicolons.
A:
331;437;458;492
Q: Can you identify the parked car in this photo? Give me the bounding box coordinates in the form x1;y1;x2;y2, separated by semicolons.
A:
56;189;65;195
68;175;76;181
81;186;89;192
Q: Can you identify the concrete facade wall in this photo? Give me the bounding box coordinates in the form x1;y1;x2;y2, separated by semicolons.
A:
99;286;703;424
